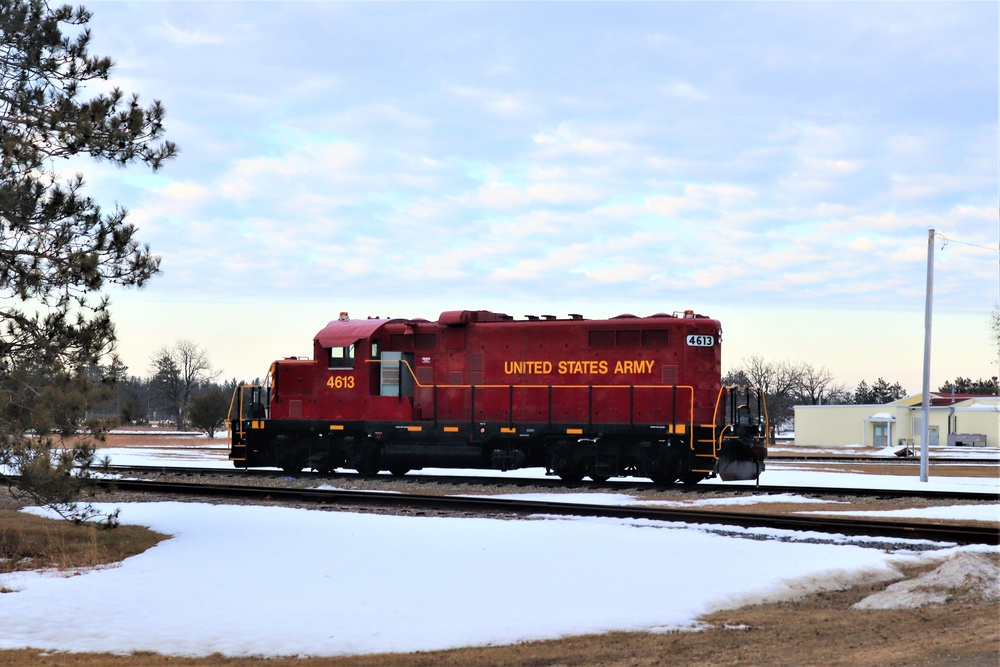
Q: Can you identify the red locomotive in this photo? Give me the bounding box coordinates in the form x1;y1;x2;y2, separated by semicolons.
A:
228;309;768;483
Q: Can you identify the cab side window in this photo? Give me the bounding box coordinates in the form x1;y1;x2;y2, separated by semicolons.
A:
328;344;355;369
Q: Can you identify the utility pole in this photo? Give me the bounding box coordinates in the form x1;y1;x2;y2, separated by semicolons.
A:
920;228;934;483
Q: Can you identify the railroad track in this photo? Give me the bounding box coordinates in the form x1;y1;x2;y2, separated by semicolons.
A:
769;455;998;465
105;464;1000;502
95;478;999;546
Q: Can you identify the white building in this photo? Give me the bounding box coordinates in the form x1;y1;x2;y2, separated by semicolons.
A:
793;394;1000;448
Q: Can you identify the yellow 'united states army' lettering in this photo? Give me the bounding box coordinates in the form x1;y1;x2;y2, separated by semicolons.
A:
557;360;608;375
504;361;553;374
614;360;655;374
504;359;656;376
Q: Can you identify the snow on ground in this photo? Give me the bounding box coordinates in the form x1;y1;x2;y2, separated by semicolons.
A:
1;502;991;659
724;467;999;494
0;444;996;658
803;504;1000;522
852;551;1000;609
770;444;1000;460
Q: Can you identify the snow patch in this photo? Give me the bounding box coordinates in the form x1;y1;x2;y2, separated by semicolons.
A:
707;564;906;611
802;504;1000;522
0;502;929;658
852;552;1000;609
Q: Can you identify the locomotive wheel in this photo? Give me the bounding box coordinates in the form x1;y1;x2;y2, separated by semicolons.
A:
558;471;584;482
350;444;381;476
680;473;706;485
389;468;411;477
589;475;610;483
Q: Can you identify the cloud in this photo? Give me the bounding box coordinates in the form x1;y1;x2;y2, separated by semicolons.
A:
531;125;638;158
86;1;995;328
662;81;709;102
447;85;531;117
155;21;226;45
214;141;367;203
645;183;758;218
848;237;876;253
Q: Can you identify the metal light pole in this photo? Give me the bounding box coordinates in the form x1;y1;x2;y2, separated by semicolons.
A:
920;228;934;483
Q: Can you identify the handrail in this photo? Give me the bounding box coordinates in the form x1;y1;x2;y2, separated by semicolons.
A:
226;384;265;443
232;363;756;449
226;386;242;443
711;385;772;455
367;357;697;434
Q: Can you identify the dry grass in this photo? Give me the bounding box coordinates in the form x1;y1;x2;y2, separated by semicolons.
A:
0;507;167;578
95;430;221;449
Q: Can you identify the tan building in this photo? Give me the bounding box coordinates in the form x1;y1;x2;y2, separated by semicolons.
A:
793;394;1000;448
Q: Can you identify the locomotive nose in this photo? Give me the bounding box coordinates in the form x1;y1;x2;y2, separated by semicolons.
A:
715;387;769;482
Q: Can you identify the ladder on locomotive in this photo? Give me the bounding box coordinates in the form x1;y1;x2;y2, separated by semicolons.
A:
227;384;269;463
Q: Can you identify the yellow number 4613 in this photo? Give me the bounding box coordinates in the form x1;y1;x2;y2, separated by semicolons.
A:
326;375;355;389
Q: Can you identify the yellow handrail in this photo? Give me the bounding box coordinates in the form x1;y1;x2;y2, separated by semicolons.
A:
366;357;698;434
226;384;263;443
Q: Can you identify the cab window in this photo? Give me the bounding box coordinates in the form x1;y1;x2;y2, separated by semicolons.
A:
328;344;355;369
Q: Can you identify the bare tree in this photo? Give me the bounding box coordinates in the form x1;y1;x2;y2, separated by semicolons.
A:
797;364;848;405
724;355;807;429
148;340;217;428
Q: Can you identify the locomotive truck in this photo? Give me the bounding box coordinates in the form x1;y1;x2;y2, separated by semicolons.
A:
227;309;768;484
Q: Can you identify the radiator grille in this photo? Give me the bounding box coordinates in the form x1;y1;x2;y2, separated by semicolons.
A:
642;329;669;346
589;330;614;347
469;353;484;385
616;330;641;347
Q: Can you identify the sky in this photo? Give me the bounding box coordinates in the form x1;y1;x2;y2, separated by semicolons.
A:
0;445;996;658
59;2;999;391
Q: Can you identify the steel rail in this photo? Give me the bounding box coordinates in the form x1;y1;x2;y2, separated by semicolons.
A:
96;478;999;546
694;481;1000;502
768;455;998;465
104;465;1000;502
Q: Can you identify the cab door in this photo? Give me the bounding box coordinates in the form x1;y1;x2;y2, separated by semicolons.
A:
380;351;414;397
